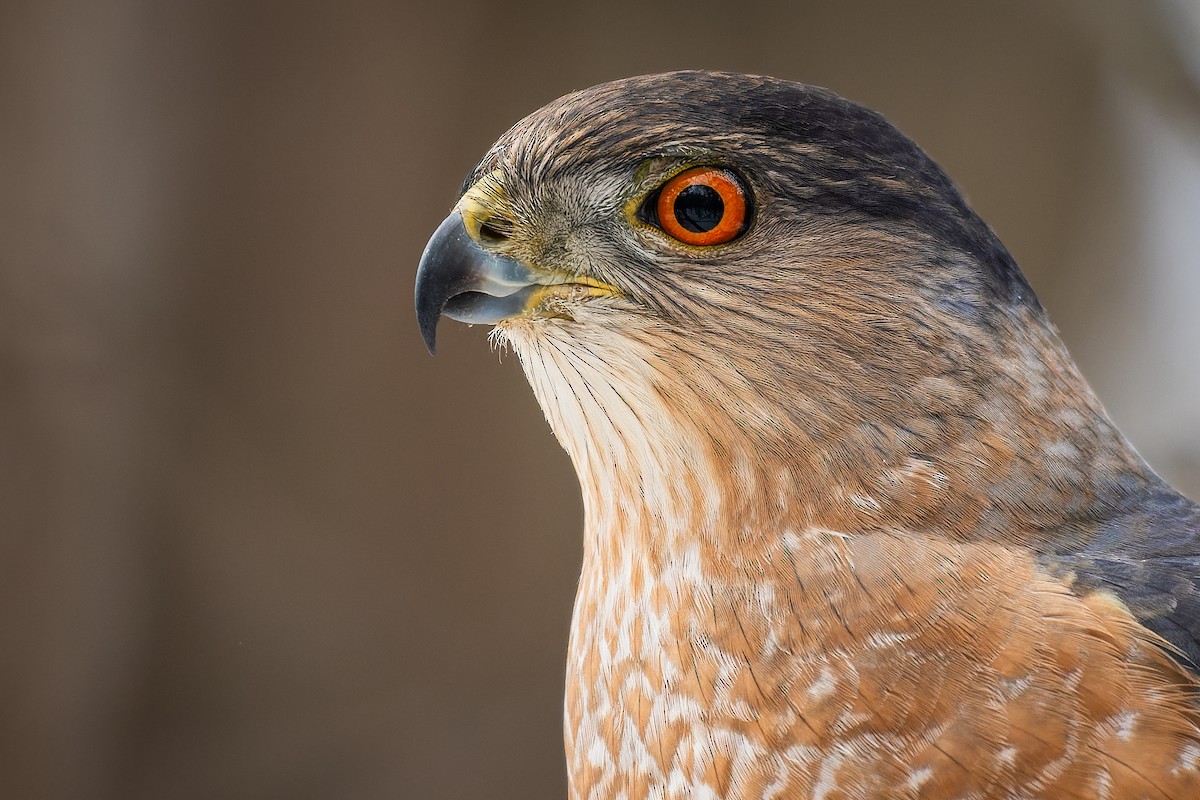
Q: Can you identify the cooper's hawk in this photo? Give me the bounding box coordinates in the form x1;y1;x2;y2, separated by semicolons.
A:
415;71;1200;799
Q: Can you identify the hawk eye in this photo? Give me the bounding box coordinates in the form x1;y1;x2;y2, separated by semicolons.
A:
651;167;749;246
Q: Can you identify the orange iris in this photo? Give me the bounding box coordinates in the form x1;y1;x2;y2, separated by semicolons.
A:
654;167;748;246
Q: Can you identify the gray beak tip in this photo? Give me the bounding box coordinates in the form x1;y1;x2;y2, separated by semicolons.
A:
415;283;441;355
414;212;469;356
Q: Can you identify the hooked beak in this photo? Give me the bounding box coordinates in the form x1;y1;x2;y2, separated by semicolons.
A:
414;211;542;354
415;209;620;355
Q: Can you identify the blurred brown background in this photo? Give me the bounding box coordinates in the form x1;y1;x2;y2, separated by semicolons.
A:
3;1;1199;798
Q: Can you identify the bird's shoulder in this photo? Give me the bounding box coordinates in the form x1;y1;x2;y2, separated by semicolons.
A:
762;526;1200;798
1036;482;1200;674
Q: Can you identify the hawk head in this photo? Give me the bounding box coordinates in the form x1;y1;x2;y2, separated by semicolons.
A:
414;75;1200;792
415;70;1135;536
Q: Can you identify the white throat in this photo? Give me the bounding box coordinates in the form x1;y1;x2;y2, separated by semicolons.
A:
496;321;725;553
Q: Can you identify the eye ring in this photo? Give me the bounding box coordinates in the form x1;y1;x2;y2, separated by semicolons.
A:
652;167;749;246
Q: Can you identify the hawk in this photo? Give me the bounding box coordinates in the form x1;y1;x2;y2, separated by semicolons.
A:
414;71;1200;799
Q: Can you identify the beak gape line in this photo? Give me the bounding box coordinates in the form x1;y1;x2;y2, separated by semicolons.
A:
414;211;541;354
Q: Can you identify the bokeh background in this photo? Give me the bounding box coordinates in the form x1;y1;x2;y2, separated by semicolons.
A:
3;1;1200;798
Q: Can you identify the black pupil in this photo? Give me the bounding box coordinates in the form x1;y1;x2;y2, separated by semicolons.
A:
673;184;724;233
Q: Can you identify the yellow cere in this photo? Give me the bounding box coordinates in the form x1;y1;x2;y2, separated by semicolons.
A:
454;170;511;242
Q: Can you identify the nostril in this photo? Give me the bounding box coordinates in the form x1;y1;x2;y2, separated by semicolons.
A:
478;217;513;244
